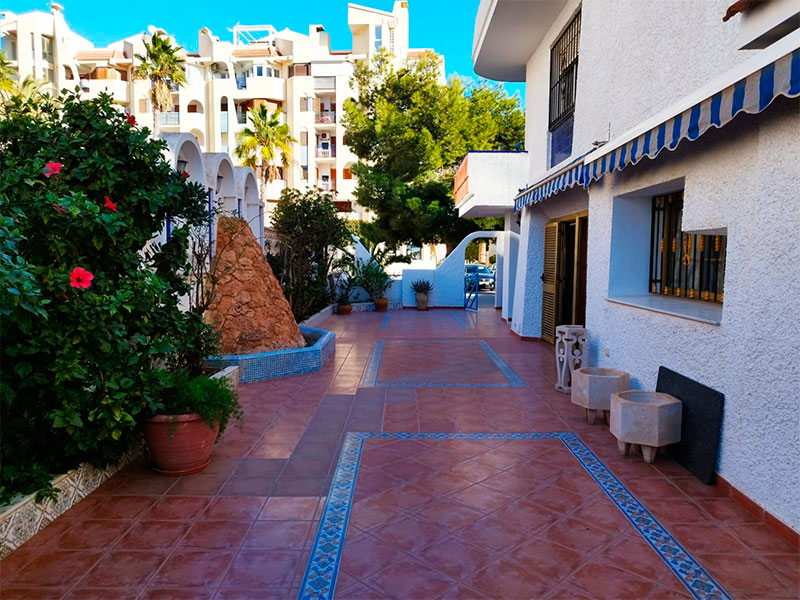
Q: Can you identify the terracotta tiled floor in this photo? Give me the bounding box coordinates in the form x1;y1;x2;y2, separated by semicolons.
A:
1;309;798;600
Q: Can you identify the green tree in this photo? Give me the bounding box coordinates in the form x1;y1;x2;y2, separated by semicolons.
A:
343;52;524;252
270;187;351;321
134;32;186;135
235;105;295;200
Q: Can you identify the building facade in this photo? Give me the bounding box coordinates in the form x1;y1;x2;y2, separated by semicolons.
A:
0;1;441;221
467;0;800;535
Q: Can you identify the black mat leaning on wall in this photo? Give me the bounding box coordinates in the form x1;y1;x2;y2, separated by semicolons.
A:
656;366;725;485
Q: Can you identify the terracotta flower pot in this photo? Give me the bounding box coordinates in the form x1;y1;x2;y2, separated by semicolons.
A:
144;414;220;476
415;292;429;310
374;297;389;312
337;304;353;315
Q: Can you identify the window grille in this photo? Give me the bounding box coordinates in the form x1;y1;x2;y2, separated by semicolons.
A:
549;12;580;130
650;192;726;303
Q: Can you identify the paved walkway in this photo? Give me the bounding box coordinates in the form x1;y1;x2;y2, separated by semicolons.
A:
1;309;797;599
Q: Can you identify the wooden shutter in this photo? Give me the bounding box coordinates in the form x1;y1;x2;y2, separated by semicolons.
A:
300;131;308;145
299;97;307;111
541;222;559;343
343;168;351;180
313;97;321;112
138;98;147;113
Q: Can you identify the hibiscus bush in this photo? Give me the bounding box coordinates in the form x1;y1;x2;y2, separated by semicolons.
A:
0;91;218;503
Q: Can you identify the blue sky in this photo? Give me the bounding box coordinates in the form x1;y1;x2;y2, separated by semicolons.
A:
6;0;524;100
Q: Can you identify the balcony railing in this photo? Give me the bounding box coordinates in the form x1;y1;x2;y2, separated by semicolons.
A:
159;112;180;125
236;111;247;124
316;180;335;191
314;76;336;90
315;110;336;124
236;75;247;90
316;147;335;158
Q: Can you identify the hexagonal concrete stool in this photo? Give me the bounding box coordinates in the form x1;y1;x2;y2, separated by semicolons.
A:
571;367;630;425
609;391;682;464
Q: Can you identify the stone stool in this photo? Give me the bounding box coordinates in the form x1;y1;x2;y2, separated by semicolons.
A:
571;368;630;424
554;325;586;393
609;391;681;464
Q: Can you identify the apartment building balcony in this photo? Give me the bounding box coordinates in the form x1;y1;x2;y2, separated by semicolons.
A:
315;110;336;125
159;112;181;126
316;147;336;159
232;76;286;102
79;78;128;104
316;180;336;192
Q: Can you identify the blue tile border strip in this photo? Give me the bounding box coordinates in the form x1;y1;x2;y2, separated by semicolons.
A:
205;326;335;383
361;339;524;388
380;313;390;330
298;432;730;600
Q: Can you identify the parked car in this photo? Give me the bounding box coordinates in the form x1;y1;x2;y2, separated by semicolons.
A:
465;264;495;290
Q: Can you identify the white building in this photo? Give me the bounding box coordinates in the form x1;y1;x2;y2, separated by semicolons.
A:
0;1;442;222
466;0;800;536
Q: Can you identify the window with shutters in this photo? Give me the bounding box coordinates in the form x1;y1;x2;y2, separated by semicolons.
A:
300;97;307;111
343;167;352;180
138;98;149;113
549;11;580;167
650;192;726;303
290;63;310;77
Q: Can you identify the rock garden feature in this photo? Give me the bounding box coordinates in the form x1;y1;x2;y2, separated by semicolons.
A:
571;367;630;424
610;390;682;464
205;216;305;354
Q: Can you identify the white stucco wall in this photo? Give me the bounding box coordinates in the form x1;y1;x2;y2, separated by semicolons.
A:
585;102;800;531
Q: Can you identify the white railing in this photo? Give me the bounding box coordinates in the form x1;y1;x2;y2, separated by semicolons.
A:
316;180;333;191
316;148;333;158
315;110;335;124
159;112;180;125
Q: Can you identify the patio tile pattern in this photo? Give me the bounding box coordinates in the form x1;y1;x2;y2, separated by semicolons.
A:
0;309;797;600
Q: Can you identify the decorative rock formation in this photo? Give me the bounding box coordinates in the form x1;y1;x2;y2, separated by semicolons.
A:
205;217;305;354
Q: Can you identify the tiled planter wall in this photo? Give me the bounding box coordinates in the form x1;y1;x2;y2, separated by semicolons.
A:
0;365;240;559
206;326;336;384
0;446;141;559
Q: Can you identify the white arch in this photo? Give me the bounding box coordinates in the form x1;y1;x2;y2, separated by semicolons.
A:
187;99;204;113
203;152;237;216
159;132;204;185
235;166;263;248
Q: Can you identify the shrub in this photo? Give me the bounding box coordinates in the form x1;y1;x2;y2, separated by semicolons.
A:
353;259;391;300
148;370;241;435
0;91;217;503
270;187;351;321
410;279;434;293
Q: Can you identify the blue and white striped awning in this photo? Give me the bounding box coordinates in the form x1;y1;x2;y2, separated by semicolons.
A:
583;34;800;184
514;153;587;212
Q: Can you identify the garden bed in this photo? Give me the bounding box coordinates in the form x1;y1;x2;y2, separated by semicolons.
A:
205;326;335;384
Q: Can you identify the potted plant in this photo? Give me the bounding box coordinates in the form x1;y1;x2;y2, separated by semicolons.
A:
144;370;241;475
355;260;392;312
337;290;353;315
411;279;433;310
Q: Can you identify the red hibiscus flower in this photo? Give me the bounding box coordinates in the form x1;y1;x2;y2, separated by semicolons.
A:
43;161;63;178
52;203;67;213
182;171;190;179
126;113;137;126
69;267;93;289
104;196;117;212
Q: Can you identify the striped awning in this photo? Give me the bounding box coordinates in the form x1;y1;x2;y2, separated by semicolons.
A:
514;153;587;212
583;35;800;184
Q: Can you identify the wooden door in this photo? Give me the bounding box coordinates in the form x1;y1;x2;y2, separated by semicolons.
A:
541;222;558;343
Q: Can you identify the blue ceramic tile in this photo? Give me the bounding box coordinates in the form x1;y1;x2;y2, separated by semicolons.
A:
298;432;731;600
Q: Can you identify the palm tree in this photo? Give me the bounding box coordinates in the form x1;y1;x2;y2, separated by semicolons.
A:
134;31;186;136
0;50;17;97
235;105;296;201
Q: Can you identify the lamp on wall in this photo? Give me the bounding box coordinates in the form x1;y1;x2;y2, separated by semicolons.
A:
177;159;187;174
